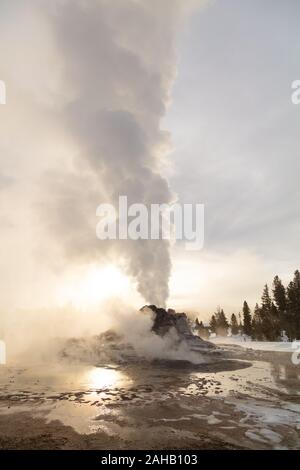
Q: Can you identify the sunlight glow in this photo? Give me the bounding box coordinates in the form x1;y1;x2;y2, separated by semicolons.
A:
57;265;131;308
88;367;122;389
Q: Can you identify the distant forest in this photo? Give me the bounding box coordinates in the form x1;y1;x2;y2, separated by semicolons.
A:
195;270;300;341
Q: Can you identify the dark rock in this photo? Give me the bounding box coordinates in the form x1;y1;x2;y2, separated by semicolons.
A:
140;305;217;353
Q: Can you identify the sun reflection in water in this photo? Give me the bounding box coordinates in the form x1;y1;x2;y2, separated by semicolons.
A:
87;367;122;389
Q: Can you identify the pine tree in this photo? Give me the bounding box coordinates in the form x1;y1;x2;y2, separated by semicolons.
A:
272;275;287;337
261;284;272;311
214;307;229;336
238;312;242;329
252;303;263;340
259;284;279;340
273;276;286;312
286;270;300;340
194;318;208;339
209;314;217;334
199;320;210;339
242;301;252;336
230;313;239;335
260;285;272;339
194;318;200;336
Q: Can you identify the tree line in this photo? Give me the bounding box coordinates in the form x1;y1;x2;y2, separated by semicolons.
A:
194;270;300;341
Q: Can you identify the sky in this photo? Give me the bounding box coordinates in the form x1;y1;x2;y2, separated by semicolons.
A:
167;0;300;315
0;0;299;325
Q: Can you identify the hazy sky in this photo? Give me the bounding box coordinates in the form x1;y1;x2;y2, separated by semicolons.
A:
167;0;300;315
0;0;299;322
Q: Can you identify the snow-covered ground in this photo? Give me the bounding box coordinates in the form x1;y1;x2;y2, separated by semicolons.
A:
210;335;299;352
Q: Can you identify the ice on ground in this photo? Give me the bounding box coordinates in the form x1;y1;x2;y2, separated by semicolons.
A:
259;428;282;444
245;431;268;444
228;399;300;428
207;414;222;425
211;336;297;352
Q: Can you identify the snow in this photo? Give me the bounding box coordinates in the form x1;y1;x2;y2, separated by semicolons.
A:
210;335;298;352
259;428;282;444
207;414;222;425
228;399;300;428
245;430;268;444
245;428;282;446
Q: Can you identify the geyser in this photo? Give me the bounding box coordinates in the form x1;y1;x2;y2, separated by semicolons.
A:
141;305;216;354
60;304;218;366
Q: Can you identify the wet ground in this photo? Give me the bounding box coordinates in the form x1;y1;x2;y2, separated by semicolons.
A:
0;345;299;449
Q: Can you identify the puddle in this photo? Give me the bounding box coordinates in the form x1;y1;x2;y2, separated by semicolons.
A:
0;355;299;448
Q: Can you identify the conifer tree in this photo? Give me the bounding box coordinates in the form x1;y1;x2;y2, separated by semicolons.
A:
230;313;239;335
259;284;279;340
209;314;217;334
214;307;229;336
261;284;272;311
242;301;252;336
273;276;287;312
286;270;300;340
272;275;287;337
196;320;209;339
252;303;263;340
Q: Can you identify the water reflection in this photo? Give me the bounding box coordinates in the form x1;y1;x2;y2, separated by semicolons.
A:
87;367;122;389
270;361;300;394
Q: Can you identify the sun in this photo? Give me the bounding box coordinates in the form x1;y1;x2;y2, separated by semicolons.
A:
57;264;131;308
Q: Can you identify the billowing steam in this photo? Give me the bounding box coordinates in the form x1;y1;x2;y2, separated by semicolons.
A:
0;1;203;363
38;0;200;306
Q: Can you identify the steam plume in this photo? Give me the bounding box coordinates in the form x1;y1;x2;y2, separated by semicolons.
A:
0;0;202;309
41;0;196;306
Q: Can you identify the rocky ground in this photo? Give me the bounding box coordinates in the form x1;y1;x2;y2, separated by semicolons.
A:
0;345;299;450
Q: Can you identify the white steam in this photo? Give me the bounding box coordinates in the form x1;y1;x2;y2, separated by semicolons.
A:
3;302;205;365
37;0;201;306
0;0;204;363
